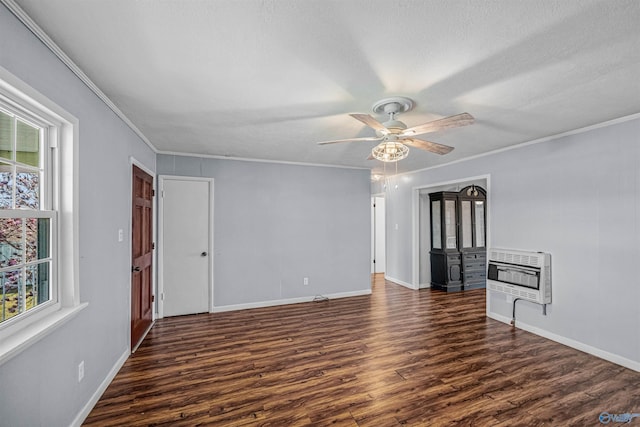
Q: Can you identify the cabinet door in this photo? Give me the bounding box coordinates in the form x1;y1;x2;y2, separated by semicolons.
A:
449;263;461;281
460;200;472;248
445;199;457;249
431;200;441;249
458;186;487;250
474;200;485;247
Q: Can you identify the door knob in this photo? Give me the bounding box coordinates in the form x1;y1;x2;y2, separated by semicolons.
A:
201;252;208;257
132;266;141;272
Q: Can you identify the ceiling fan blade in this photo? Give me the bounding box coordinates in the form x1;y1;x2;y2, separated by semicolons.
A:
401;113;474;137
349;113;389;133
317;136;382;145
402;138;454;155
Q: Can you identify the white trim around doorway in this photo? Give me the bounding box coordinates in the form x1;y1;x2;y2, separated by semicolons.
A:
411;174;491;291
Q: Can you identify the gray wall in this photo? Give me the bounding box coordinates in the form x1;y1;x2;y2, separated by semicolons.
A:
0;5;156;427
376;116;640;368
157;155;371;308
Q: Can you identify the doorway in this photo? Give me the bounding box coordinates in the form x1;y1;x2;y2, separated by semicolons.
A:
371;196;386;274
158;176;213;317
131;164;154;350
414;176;489;288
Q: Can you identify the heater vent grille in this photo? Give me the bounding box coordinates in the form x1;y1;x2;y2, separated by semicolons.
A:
487;248;551;304
488;283;538;301
490;250;541;267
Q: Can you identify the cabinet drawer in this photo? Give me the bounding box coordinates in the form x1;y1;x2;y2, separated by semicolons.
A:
464;271;486;281
464;281;486;290
463;253;486;262
463;252;486;270
447;254;461;265
464;260;486;270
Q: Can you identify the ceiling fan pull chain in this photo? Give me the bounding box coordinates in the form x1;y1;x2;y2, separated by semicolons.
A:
383;161;388;192
395;160;398;189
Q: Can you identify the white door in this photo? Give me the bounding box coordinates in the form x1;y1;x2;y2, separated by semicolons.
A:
159;177;213;317
371;196;386;273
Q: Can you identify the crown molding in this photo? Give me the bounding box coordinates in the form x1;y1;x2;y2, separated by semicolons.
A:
393;111;640;178
157;150;370;171
1;0;157;153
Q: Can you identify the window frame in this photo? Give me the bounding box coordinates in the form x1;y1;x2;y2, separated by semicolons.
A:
0;66;84;365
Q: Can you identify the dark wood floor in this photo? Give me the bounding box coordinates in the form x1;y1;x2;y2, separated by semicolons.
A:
85;275;640;426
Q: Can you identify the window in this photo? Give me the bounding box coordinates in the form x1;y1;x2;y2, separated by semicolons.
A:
0;67;83;364
0;108;54;325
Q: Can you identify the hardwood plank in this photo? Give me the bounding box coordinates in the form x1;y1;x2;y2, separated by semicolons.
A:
84;274;640;426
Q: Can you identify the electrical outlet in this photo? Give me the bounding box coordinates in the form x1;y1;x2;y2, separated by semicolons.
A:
303;277;309;286
118;229;124;242
78;360;84;382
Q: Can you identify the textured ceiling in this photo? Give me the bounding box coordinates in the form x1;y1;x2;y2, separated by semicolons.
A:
11;0;640;174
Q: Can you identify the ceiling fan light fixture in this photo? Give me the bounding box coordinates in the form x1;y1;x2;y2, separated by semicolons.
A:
372;141;409;162
317;96;472;162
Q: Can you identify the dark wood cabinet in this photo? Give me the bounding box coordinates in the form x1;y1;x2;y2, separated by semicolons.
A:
429;185;486;292
458;185;487;290
429;191;462;291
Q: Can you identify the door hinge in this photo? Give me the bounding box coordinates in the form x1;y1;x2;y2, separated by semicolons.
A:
373;259;376;263
151;295;155;302
152;242;156;250
151;189;155;197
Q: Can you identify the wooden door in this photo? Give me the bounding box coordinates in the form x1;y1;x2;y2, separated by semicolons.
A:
131;165;154;350
160;177;212;317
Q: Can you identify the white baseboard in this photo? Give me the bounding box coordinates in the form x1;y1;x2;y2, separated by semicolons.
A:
212;289;372;313
487;312;640;372
70;348;129;427
384;275;416;290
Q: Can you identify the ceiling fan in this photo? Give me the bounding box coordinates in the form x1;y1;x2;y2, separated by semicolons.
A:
317;97;474;162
